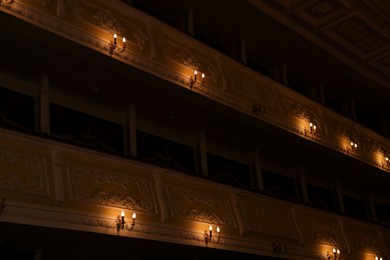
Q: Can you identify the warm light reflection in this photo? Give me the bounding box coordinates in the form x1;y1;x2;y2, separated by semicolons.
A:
189;70;205;88
346;140;358;154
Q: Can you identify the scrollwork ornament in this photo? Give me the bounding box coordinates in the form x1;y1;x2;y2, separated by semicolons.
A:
93;9;124;35
176;47;200;70
133;25;149;50
0;0;14;9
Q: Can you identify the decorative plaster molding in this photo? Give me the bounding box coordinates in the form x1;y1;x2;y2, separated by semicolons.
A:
345;225;385;255
2;0;389;174
67;163;156;213
297;214;346;248
0;148;49;197
93;8;125;35
241;202;298;240
166;184;234;226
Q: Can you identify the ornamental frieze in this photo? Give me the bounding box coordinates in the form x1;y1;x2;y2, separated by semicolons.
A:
166;184;234;226
345;225;385;254
67;163;156;213
296;214;345;248
241;202;298;240
0;148;49;196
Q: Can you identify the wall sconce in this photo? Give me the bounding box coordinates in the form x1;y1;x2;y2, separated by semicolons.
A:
304;122;316;138
116;210;125;231
381;156;389;169
204;225;220;245
346;141;357;154
189;70;205;89
109;33;126;54
0;197;4;214
253;103;266;115
272;242;287;253
131;212;136;230
375;256;383;260
327;248;341;260
115;211;136;231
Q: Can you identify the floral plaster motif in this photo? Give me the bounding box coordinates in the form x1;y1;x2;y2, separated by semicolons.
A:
132;24;149;50
298;215;345;248
0;149;48;196
347;227;383;254
0;0;14;8
93;9;124;35
242;203;298;240
167;185;233;225
68;163;155;213
176;47;201;70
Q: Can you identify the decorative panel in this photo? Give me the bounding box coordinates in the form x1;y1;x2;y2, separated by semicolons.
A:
344;224;385;255
67;162;156;214
323;14;389;59
166;184;234;226
296;213;345;248
0;147;50;197
240;196;299;241
294;0;349;27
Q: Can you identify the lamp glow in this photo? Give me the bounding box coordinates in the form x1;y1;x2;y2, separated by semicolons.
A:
114;33;117;44
116;210;125;231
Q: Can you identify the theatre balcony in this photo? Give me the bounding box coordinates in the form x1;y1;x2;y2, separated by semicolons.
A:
0;1;389;259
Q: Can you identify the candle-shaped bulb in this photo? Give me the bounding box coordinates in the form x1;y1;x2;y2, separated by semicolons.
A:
333;248;336;253
120;210;125;229
336;249;340;255
216;227;220;233
114;33;117;44
132;212;136;225
202;73;205;79
209;225;212;238
123;37;126;48
194;70;198;81
310;122;313;128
